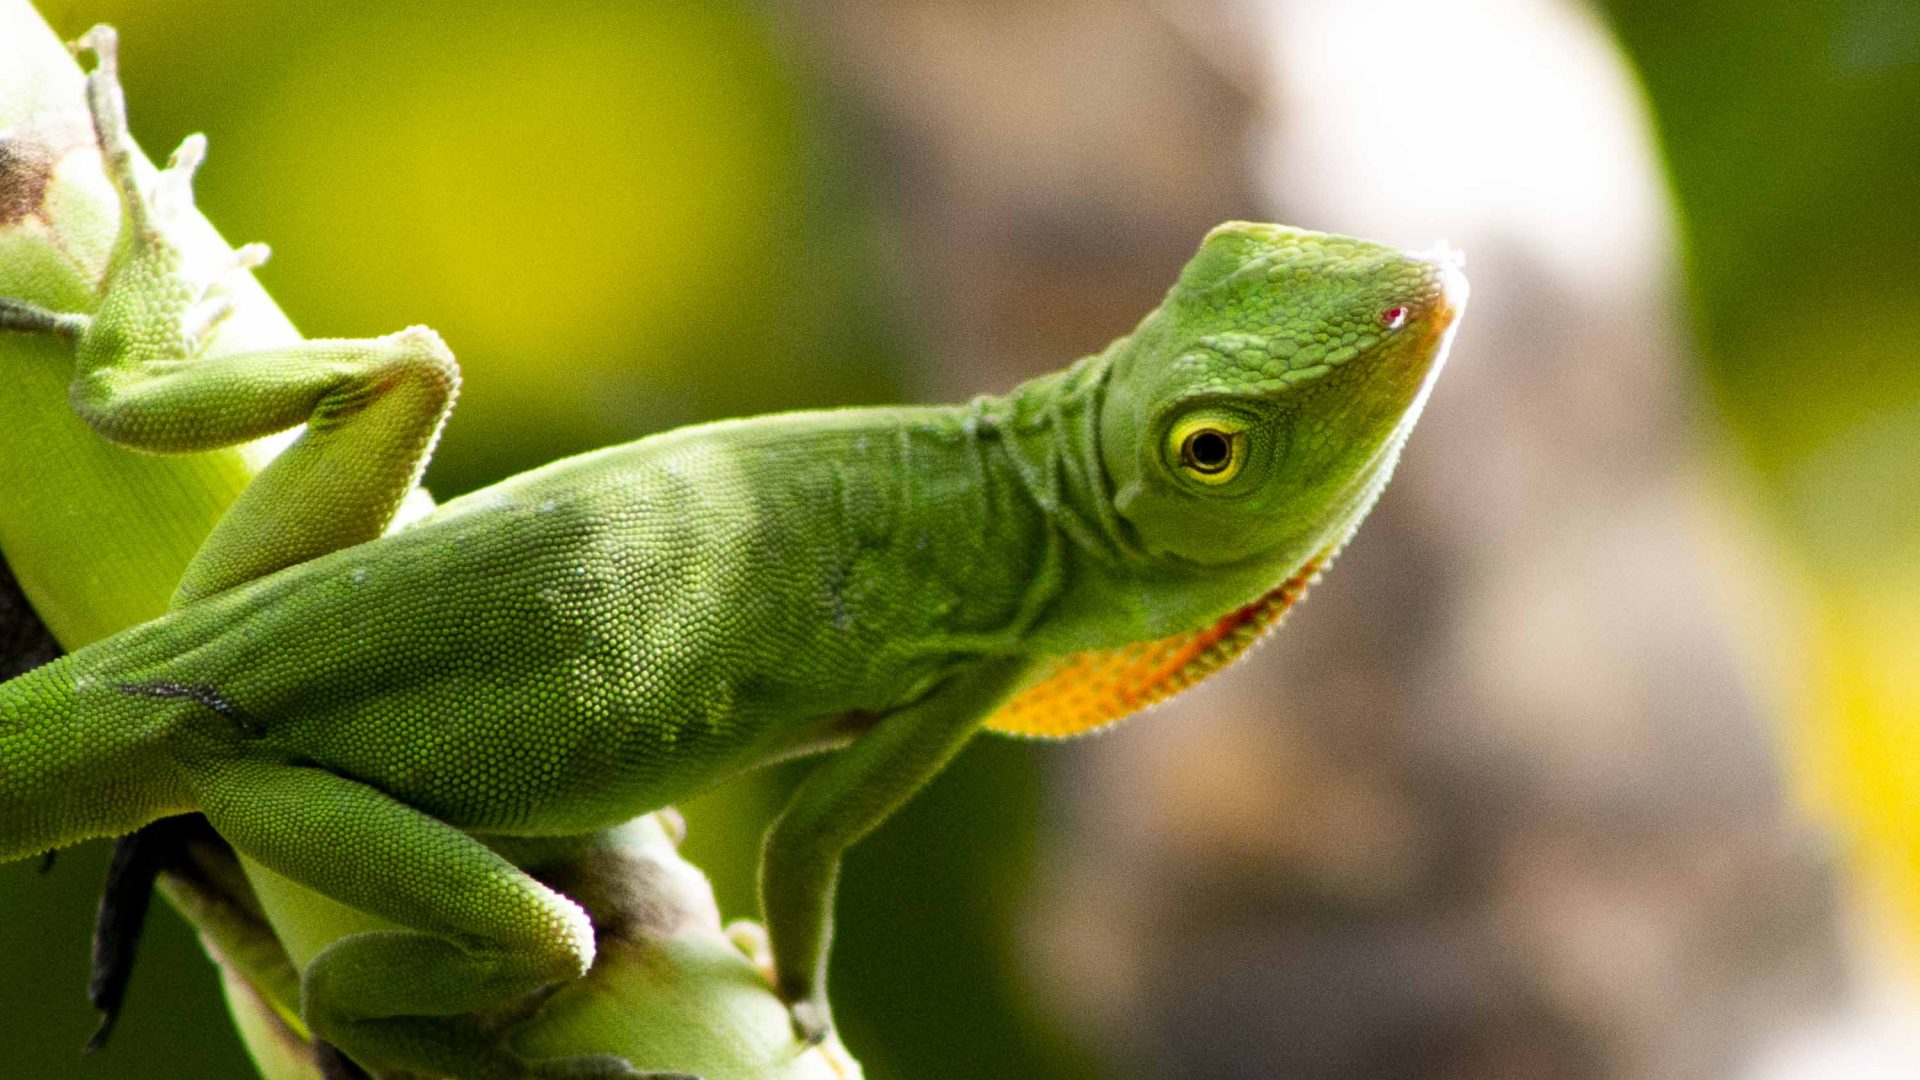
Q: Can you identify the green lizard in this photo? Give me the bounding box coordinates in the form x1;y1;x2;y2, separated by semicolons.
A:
0;26;1467;1080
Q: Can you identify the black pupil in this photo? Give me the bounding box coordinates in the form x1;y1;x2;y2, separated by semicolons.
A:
1187;430;1231;471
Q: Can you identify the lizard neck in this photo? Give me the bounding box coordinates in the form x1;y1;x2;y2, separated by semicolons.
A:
967;350;1147;570
963;350;1292;657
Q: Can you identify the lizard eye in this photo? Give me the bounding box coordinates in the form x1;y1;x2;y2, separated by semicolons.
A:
1381;306;1409;330
1169;416;1247;485
1184;430;1233;472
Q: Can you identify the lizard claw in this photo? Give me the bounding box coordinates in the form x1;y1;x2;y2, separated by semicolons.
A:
232;242;272;271
70;24;117;65
787;997;833;1048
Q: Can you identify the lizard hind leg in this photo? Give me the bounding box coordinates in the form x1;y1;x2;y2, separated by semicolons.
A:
57;26;459;601
195;762;666;1080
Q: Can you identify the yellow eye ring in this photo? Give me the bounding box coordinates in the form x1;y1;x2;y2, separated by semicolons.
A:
1169;417;1247;485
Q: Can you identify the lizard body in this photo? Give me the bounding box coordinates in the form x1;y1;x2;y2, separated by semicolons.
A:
0;28;1467;1080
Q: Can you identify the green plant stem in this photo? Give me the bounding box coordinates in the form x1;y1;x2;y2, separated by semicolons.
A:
0;4;857;1077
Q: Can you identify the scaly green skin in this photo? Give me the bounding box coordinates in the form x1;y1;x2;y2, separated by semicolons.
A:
0;27;1467;1080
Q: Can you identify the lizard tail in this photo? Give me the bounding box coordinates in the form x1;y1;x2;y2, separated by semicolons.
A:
0;653;187;862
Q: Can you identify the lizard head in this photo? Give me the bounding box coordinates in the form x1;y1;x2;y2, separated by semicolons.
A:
987;224;1466;738
1100;222;1468;569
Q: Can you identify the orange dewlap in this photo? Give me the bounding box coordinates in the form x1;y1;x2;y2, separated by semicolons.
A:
985;557;1326;739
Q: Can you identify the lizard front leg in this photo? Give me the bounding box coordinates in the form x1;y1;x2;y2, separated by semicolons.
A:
759;658;1026;1043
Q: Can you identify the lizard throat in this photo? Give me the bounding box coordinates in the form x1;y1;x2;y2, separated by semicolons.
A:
985;555;1327;739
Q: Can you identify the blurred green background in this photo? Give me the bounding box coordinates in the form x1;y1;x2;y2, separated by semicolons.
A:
4;1;1919;1078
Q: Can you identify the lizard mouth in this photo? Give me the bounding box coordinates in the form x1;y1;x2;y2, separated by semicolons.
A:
985;554;1328;739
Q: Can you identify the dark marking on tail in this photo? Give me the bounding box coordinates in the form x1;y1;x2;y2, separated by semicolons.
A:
116;680;258;734
38;849;56;874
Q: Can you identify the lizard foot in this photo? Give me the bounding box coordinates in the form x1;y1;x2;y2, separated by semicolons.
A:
70;25;177;238
177;243;272;350
69;24;265;356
